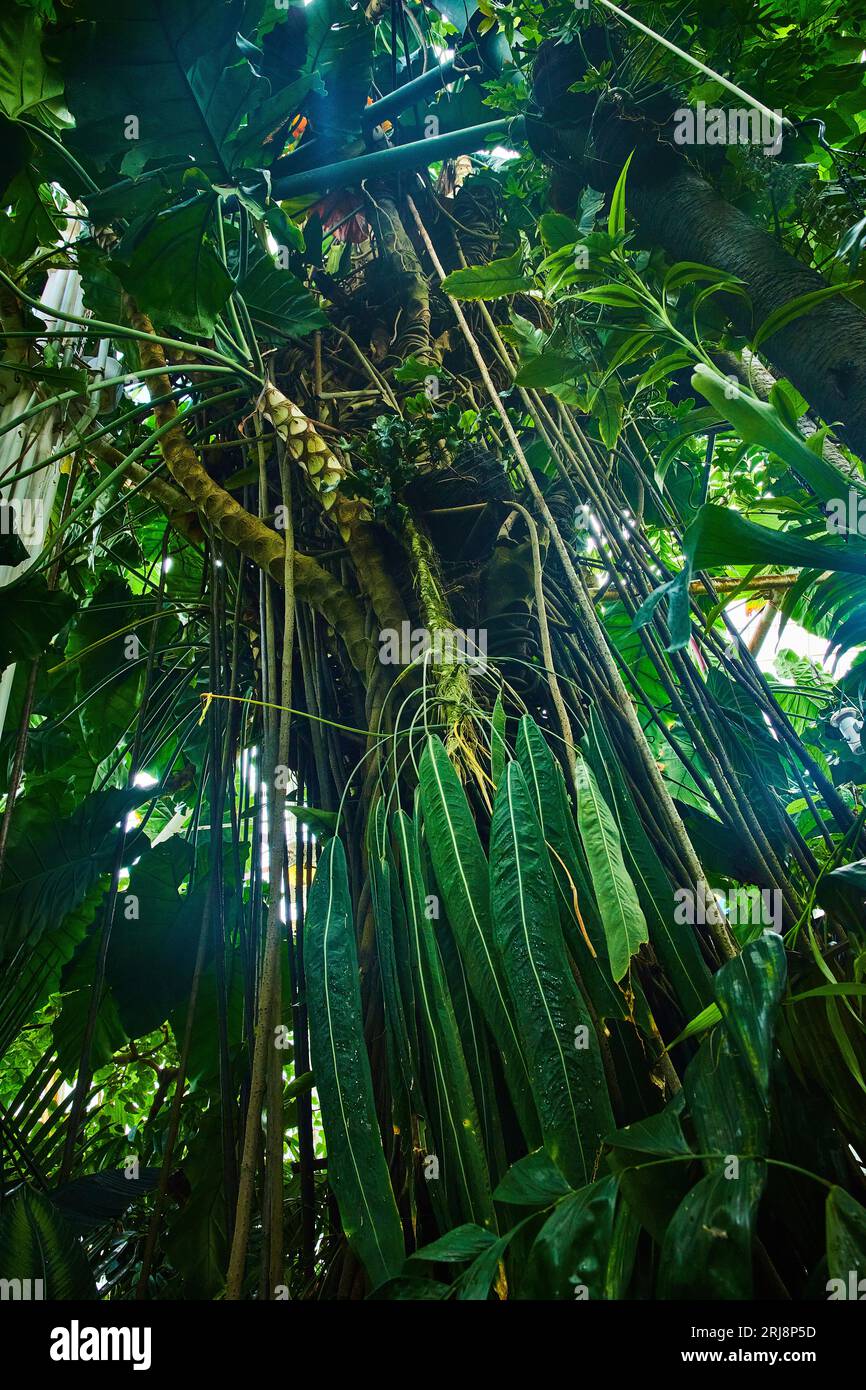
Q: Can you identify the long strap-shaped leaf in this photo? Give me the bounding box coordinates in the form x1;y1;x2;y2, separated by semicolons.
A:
367;801;415;1105
418;734;540;1146
305;836;404;1287
573;754;649;984
490;763;614;1188
394;809;496;1232
516;715;627;1022
583;710;713;1017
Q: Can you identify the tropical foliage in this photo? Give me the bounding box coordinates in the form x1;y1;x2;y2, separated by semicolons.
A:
1;0;866;1302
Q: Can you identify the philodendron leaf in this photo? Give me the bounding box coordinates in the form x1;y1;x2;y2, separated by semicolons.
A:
573;755;648;982
304;836;404;1287
0;1187;96;1300
0;786;148;968
441;251;532;300
238;250;327;341
0;573;76;673
113;194;232;335
489;762;613;1189
0;8;63;120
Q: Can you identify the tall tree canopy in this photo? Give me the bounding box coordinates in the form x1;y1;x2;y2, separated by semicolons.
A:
1;0;866;1304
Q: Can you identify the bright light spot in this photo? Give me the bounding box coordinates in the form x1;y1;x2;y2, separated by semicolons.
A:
728;599;855;678
489;146;520;163
162;556;173;572
133;771;158;788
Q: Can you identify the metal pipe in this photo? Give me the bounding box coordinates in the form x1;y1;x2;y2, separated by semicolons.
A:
362;56;460;128
272;116;525;198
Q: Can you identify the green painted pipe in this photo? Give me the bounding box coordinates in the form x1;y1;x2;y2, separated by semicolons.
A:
272;117;526;199
362;56;461;129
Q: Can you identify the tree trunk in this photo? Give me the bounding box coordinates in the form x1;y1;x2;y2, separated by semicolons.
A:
628;161;866;459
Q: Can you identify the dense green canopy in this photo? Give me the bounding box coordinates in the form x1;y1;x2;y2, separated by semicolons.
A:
1;0;866;1304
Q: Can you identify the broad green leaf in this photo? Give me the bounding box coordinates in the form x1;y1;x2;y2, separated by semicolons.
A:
658;1160;766;1299
573;755;648;983
0;170;61;264
0;883;103;1061
666;1003;723;1049
418;735;539;1146
664;262;744;297
538;212;579;252
441;251;532;301
691;363;863;505
684;502;866;577
453;1219;531;1300
105;839;205;1039
607;1095;694;1244
58;0;279;176
493;1148;572;1207
0;1187;96;1299
714;932;787;1106
112;193;232;336
524;1175;635;1299
572;283;644;309
514;352;580;388
0;573;76;673
285;802;337;837
826;1186;866;1290
489;763;613;1188
53;925;128;1077
163;1111;226;1299
0;787;146;969
0;8;63;119
238;249;327;342
63;576;157;765
634;349;693;395
686;1022;770;1161
50;1168;160;1234
408;1223;496;1264
594;378;624;449
305;836;404;1286
367;804;414;1108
